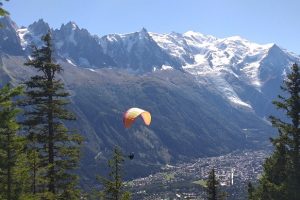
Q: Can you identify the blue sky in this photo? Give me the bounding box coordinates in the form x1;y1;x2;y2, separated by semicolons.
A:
4;0;300;54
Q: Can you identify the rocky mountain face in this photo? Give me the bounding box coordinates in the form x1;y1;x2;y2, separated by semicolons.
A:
98;28;182;72
0;17;23;55
53;22;116;68
150;31;299;115
0;16;300;182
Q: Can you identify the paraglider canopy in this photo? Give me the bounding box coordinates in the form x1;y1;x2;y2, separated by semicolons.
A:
123;107;151;128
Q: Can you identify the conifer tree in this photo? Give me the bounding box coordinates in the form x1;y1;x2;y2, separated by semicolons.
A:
0;0;9;17
247;182;255;200
0;84;25;200
0;0;9;28
22;32;82;199
253;63;300;200
98;147;131;200
206;168;219;200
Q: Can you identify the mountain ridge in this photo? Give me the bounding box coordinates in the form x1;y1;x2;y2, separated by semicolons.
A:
1;16;300;182
2;16;299;76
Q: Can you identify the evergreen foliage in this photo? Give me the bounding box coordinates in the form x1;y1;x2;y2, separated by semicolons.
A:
253;63;300;200
98;147;131;200
247;182;255;200
0;84;26;200
205;168;227;200
206;168;218;200
0;0;9;17
22;32;82;199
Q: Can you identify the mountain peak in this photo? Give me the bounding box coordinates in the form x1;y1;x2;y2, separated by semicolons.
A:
65;21;79;31
224;35;244;41
140;27;148;32
60;21;79;32
265;43;287;60
170;31;182;37
138;27;150;39
28;19;50;36
184;30;200;35
183;31;217;43
185;30;211;37
268;43;279;50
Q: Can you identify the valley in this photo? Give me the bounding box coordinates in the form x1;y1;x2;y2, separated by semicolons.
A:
0;15;298;188
128;149;270;199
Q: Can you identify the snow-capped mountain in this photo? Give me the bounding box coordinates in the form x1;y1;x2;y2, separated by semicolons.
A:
150;31;299;111
1;16;300;115
98;28;181;72
53;21;116;68
15;18;116;68
1;15;300;118
151;30;296;90
17;19;51;58
2;16;300;182
3;16;299;80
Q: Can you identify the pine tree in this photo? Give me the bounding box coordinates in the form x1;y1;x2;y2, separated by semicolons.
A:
98;147;131;200
247;182;255;200
206;168;219;200
253;134;288;199
0;0;9;28
0;0;9;17
254;63;300;200
0;84;26;200
22;32;82;199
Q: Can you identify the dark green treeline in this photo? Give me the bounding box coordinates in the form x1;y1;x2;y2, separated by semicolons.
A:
0;31;132;200
0;32;83;199
0;84;26;200
21;32;83;199
250;63;300;200
206;168;227;200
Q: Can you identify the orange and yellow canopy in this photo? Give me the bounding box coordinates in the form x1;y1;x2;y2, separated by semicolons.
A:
123;107;151;128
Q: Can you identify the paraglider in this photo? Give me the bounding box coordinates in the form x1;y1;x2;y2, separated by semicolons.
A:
123;107;151;128
122;107;151;160
128;152;134;160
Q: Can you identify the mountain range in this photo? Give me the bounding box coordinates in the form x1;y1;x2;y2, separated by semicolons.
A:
0;16;299;183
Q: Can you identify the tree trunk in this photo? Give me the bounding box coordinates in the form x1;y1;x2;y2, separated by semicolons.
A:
7;130;11;200
48;72;55;193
